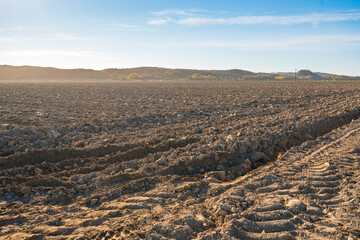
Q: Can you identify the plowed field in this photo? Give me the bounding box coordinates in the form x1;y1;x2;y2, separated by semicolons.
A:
0;81;360;239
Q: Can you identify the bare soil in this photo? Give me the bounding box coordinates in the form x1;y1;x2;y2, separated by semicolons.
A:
0;81;359;239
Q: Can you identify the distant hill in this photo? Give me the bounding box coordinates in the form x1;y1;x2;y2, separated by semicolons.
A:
0;65;358;81
272;72;295;76
297;69;322;80
314;72;335;76
0;65;107;80
0;65;254;81
272;71;335;77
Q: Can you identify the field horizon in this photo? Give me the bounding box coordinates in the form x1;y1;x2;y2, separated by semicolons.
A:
1;64;360;82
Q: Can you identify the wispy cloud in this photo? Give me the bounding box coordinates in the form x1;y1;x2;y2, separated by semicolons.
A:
151;9;200;16
148;11;360;26
50;33;92;41
143;34;360;51
0;50;112;58
148;9;202;25
147;17;172;25
0;26;40;32
195;35;360;50
0;33;94;42
103;23;150;31
104;23;139;28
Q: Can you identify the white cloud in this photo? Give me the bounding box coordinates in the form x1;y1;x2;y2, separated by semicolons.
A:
142;34;360;51
50;33;91;41
148;17;173;25
0;37;47;42
104;23;138;28
151;9;199;16
0;50;111;58
0;27;40;32
149;11;360;26
103;23;150;31
148;9;203;25
0;33;93;42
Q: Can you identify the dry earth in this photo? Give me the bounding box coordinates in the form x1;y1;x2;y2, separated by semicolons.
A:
0;81;360;239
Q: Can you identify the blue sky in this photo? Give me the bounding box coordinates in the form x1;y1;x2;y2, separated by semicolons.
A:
1;0;360;75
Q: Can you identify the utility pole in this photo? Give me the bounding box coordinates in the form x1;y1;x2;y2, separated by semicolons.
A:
295;69;297;81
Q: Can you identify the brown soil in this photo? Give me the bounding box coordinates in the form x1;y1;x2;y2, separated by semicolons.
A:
0;81;360;239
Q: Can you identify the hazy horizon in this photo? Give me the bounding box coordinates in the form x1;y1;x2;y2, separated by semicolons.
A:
1;0;360;75
1;64;355;77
